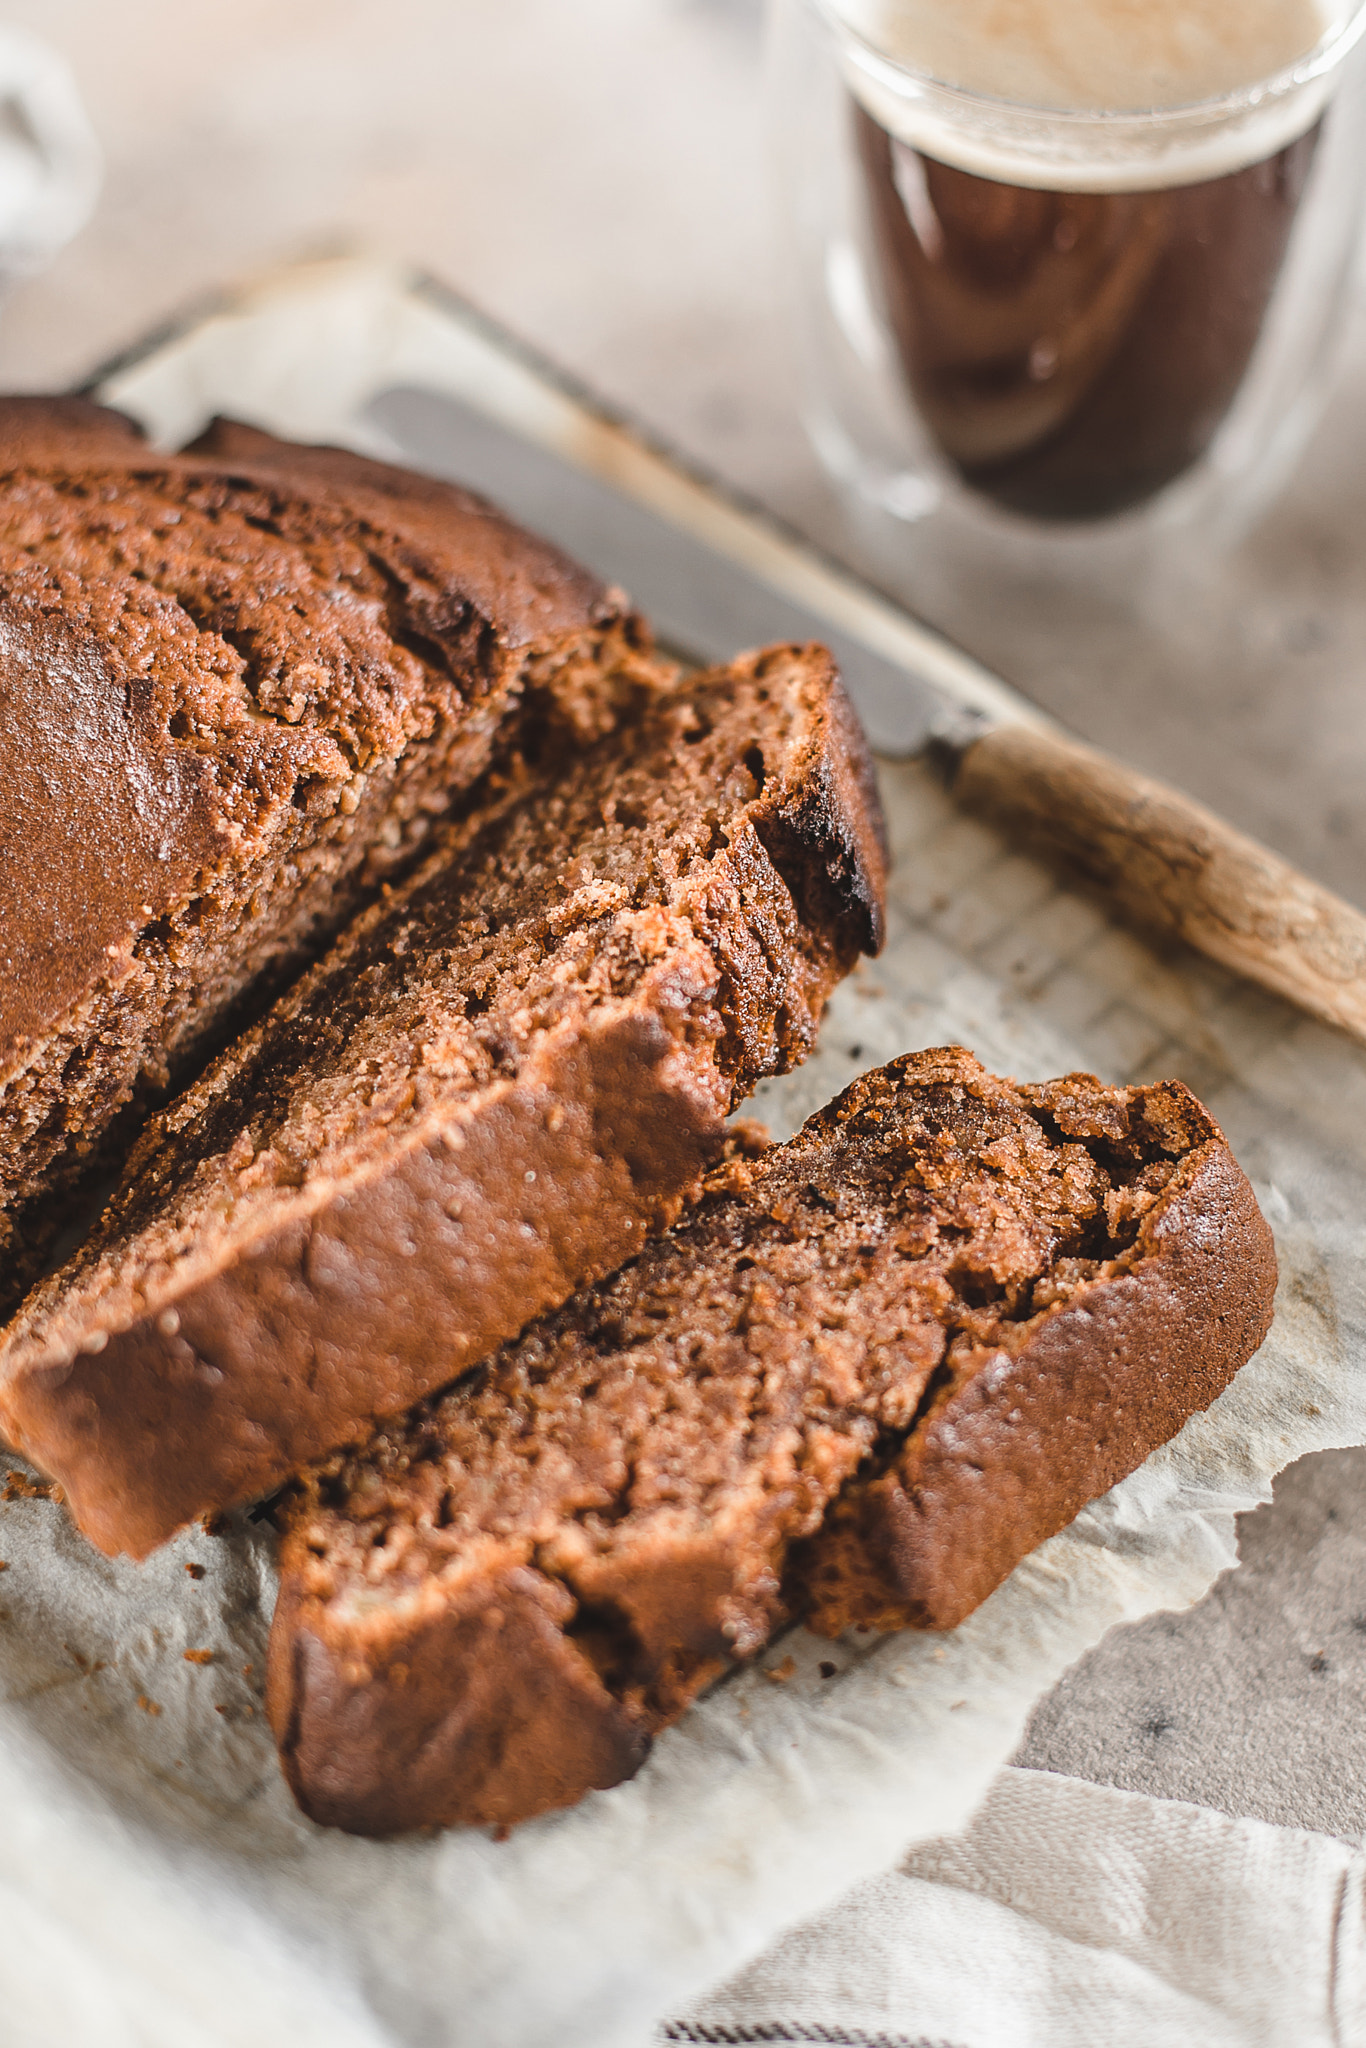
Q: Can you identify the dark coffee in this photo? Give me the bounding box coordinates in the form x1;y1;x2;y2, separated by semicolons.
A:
855;102;1320;519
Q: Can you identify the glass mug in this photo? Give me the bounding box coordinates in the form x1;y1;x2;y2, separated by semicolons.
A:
767;0;1366;540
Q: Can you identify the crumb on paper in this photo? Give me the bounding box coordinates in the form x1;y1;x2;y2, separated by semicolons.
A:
136;1695;161;1717
200;1512;231;1537
183;1649;213;1666
764;1656;796;1684
724;1116;773;1159
242;1663;253;1679
819;1661;838;1679
3;1471;61;1503
67;1647;107;1675
184;1562;206;1580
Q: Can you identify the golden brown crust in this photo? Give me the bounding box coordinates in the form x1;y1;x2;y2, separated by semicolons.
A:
178;415;614;653
0;592;226;1063
20;1007;727;1558
796;1138;1278;1634
0;393;146;461
0;403;624;1062
0;400;649;1309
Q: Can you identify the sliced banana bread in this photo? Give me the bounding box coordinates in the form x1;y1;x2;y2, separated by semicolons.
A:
0;645;885;1557
0;399;657;1306
267;1047;1275;1836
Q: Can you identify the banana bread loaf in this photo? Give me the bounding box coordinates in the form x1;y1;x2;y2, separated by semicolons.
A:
0;399;658;1307
0;644;885;1557
267;1047;1276;1836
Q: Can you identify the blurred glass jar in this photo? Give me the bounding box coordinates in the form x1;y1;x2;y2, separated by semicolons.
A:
0;28;99;299
767;0;1366;541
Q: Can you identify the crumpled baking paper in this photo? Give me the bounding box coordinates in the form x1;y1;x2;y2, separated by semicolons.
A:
0;262;1359;2048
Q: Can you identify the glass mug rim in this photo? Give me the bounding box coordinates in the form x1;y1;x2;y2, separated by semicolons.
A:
817;0;1366;131
778;0;1366;526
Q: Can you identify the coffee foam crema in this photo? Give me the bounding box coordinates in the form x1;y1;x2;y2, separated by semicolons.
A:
833;0;1356;188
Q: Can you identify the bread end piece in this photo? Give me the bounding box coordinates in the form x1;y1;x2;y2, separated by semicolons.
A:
268;1565;653;1836
797;1122;1278;1634
0;394;146;461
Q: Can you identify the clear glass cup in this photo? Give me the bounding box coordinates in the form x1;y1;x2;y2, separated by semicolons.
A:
767;0;1366;548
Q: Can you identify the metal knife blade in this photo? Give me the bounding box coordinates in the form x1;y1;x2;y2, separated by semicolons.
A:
366;377;1366;1047
365;381;1021;758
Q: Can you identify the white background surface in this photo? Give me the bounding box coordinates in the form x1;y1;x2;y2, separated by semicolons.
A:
0;2;793;518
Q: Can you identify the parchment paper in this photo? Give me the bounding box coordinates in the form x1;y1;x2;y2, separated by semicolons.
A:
1;262;1361;2048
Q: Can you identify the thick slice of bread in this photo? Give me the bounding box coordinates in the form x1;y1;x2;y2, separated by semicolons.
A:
0;401;659;1306
0;645;885;1558
266;1048;1275;1837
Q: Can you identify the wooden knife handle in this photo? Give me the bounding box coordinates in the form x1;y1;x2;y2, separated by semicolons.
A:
951;722;1366;1045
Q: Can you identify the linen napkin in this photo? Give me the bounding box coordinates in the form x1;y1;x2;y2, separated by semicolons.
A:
670;1766;1366;2048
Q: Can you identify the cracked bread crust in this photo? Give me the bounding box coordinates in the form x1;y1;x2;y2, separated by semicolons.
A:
789;1086;1276;1634
266;1048;1275;1837
0;645;885;1558
0;398;656;1308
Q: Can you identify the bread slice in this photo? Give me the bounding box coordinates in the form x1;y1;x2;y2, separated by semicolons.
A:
0;401;658;1306
0;645;885;1558
266;1047;1276;1837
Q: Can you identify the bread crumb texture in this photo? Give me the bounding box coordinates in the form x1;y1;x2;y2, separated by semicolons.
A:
271;1046;1275;1835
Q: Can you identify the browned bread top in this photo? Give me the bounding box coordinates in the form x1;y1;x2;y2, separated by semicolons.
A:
0;645;885;1559
0;399;661;1311
0;400;631;1065
0;394;147;461
178;415;613;658
267;1047;1275;1837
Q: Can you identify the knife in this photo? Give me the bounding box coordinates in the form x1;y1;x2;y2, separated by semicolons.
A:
367;354;1366;1048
